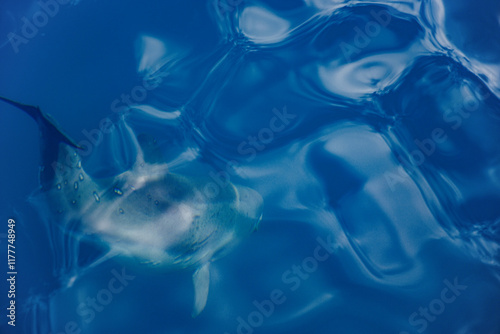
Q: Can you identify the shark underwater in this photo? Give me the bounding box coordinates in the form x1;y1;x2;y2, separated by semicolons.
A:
0;96;263;316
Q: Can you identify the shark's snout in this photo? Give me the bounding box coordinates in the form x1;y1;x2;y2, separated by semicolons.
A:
235;185;263;231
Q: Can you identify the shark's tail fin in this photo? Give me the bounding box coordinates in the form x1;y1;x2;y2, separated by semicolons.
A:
0;96;82;189
0;96;80;149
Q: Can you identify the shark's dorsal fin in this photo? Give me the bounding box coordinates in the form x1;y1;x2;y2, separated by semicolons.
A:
0;96;82;189
0;96;80;148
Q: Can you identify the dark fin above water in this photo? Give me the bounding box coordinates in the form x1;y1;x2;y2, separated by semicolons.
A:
0;96;82;189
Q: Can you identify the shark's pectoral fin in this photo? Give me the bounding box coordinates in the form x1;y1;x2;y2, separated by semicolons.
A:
192;263;210;317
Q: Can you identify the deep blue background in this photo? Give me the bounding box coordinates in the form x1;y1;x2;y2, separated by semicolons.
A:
1;0;500;333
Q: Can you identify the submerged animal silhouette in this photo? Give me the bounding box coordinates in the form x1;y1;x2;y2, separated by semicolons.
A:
0;96;263;316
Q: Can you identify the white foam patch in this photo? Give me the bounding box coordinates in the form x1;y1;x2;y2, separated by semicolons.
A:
304;0;345;11
133;104;181;120
136;35;167;73
239;6;291;44
318;51;413;99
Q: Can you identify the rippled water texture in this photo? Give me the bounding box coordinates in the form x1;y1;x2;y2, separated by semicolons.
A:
1;0;500;333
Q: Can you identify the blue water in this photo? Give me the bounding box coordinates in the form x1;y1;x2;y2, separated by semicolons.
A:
1;0;500;333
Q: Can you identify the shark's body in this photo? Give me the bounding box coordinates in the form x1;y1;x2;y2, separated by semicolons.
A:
0;96;263;316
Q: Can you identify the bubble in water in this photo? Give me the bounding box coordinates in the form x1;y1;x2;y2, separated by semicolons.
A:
74;182;78;190
77;161;82;169
114;188;123;196
71;200;76;205
56;183;62;190
79;173;84;181
93;191;100;203
119;208;124;214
